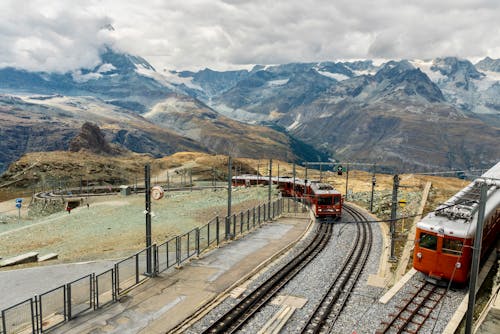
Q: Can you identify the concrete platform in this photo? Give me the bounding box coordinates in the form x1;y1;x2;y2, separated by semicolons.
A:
49;213;312;334
0;251;38;267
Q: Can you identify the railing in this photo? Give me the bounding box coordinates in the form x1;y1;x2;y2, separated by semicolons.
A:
0;197;307;334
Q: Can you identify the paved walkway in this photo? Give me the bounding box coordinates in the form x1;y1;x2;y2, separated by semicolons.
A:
46;213;312;334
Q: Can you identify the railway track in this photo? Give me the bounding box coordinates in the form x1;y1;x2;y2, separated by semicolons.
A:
300;204;373;334
376;281;446;333
201;222;334;334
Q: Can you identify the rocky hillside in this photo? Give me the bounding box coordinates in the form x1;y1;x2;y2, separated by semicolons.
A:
175;58;500;171
2;47;499;173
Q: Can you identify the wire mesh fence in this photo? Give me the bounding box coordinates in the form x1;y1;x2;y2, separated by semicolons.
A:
115;254;138;296
1;298;35;334
156;237;177;273
0;198;291;334
95;269;114;308
39;285;66;332
67;274;93;320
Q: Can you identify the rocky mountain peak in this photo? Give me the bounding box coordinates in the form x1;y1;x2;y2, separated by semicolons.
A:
476;56;500;72
431;57;484;90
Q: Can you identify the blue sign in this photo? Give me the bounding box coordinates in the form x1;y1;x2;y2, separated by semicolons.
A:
16;203;22;209
15;198;23;203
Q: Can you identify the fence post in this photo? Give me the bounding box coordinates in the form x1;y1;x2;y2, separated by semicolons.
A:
114;264;119;299
176;236;181;266
216;216;220;245
135;253;140;284
196;228;200;257
112;267;117;302
247;209;250;231
66;283;72;320
91;273;96;311
240;212;243;234
253;207;256;228
233;214;237;237
258;205;261;225
208;222;211;247
32;296;40;334
153;245;159;276
225;216;229;240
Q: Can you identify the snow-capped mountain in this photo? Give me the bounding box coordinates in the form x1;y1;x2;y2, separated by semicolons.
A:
1;48;499;173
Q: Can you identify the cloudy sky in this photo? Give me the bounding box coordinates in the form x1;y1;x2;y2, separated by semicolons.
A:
1;0;499;72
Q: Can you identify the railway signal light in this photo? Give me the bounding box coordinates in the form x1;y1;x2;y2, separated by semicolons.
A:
337;165;343;175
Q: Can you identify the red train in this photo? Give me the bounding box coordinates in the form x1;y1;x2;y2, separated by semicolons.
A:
232;175;343;219
413;162;500;284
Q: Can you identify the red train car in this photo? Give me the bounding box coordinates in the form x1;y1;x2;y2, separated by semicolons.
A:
232;175;343;219
413;162;500;284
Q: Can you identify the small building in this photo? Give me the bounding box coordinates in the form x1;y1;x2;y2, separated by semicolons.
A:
120;185;131;196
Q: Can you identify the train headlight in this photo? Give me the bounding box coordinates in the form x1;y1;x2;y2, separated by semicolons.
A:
455;262;461;269
416;252;422;259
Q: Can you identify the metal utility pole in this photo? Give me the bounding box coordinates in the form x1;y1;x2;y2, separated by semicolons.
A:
293;163;296;198
465;182;488;334
227;156;232;219
320;164;323;182
268;159;273;204
345;164;349;200
144;164;152;276
227;156;233;239
305;163;308;181
389;174;399;262
370;166;376;213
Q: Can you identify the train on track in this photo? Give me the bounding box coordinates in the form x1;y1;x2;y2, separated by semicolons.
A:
232;175;343;219
413;162;500;285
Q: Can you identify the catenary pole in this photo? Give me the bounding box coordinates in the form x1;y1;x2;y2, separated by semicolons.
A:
144;164;152;275
389;174;399;261
465;182;488;334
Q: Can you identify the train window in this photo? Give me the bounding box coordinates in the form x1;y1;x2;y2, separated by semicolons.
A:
442;239;463;255
334;196;340;205
419;233;437;250
317;197;333;205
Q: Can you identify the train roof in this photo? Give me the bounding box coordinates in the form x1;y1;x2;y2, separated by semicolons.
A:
309;181;341;195
417;161;500;238
232;175;341;195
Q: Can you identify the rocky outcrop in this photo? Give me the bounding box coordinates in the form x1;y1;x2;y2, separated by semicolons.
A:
68;122;117;155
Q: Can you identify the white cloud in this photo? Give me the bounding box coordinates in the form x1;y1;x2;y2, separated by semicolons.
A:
0;0;499;72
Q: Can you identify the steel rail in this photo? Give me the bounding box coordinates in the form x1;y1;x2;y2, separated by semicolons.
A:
376;282;446;333
300;204;373;334
201;222;333;334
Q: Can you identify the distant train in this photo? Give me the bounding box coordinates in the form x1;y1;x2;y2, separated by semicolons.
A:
413;162;500;284
232;175;343;219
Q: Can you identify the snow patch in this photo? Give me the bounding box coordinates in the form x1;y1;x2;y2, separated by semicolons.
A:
160;70;204;91
97;63;116;73
474;71;500;91
352;69;377;76
287;114;301;130
316;70;349;81
267;79;289;87
134;66;176;90
71;70;102;83
410;59;446;82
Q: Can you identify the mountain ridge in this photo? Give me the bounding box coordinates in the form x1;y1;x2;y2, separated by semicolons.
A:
1;48;499;173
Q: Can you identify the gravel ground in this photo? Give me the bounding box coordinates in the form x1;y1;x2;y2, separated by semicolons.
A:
0;186;276;266
186;205;467;334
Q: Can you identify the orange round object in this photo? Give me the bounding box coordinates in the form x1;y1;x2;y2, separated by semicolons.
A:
151;186;164;200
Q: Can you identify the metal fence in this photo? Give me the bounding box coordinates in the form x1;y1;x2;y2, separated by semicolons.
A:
0;197;303;334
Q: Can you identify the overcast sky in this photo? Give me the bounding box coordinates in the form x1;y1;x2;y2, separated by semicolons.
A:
1;0;499;72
